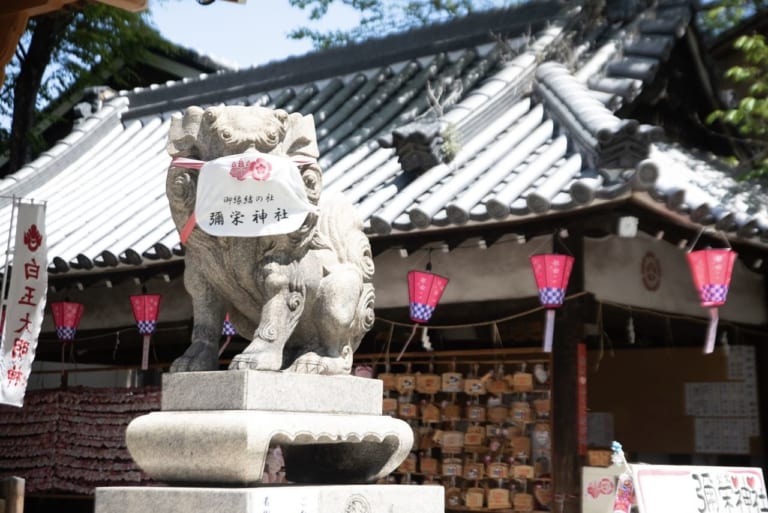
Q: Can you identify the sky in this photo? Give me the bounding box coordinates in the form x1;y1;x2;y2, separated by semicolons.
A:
148;0;362;69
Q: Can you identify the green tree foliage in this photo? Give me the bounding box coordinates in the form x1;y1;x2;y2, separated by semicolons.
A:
700;0;768;178
697;0;766;36
0;4;171;176
707;33;768;178
287;0;503;48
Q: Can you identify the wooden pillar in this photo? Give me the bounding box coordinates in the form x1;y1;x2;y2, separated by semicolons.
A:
754;264;768;466
551;300;583;513
551;231;584;513
0;476;24;513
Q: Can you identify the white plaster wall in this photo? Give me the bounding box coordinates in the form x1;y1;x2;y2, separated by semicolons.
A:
29;361;134;389
45;275;193;332
56;232;767;333
584;233;767;324
372;235;550;308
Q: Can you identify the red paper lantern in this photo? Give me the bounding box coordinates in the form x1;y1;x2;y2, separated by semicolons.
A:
530;254;574;352
130;294;161;370
397;269;449;361
51;302;84;342
408;270;449;323
686;249;736;354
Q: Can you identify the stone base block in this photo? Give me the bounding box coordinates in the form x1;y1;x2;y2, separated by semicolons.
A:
95;484;444;513
161;371;382;414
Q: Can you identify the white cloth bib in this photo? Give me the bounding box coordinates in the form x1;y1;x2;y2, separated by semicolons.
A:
192;151;316;237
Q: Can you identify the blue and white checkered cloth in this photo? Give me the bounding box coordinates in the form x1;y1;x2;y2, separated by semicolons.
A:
222;319;236;336
410;303;435;323
56;326;77;341
538;287;565;307
137;320;156;335
700;284;729;304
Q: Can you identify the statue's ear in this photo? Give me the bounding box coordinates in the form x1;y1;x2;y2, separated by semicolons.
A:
167;106;204;157
282;113;319;159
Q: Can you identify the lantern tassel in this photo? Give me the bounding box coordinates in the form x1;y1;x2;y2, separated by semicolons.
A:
543;309;555;353
397;324;420;361
219;336;232;357
704;308;719;355
141;335;151;370
421;327;433;351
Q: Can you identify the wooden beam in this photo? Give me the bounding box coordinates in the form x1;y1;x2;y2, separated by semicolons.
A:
0;0;146;85
0;0;49;17
99;0;148;12
0;0;146;17
0;12;28;86
0;0;74;18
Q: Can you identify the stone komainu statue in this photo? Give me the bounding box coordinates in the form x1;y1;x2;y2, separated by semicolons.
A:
165;105;375;375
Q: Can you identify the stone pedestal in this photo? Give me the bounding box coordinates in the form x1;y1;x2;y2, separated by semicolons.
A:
95;371;443;513
125;371;413;484
96;484;444;513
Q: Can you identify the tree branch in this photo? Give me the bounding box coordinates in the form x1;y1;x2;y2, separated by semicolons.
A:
7;10;75;175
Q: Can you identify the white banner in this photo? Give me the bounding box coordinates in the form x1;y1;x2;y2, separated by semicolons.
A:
0;202;48;407
195;151;316;237
633;464;768;513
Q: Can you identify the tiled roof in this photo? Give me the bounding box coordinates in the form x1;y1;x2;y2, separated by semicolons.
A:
1;0;766;276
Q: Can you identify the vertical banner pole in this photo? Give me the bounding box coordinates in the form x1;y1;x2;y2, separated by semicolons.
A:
0;197;18;331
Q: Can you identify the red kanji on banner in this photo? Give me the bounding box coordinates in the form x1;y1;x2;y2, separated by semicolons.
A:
6;366;24;386
11;339;30;360
23;224;42;252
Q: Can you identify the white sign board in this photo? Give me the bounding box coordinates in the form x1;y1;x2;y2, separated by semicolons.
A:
633;464;768;513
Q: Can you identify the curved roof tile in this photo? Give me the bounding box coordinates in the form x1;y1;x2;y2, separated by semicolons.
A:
1;1;766;276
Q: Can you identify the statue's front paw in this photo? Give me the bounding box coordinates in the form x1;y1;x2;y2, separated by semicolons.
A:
286;348;352;375
228;351;283;371
286;353;328;375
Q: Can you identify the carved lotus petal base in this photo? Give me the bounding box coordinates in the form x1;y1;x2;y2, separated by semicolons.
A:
126;410;413;485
